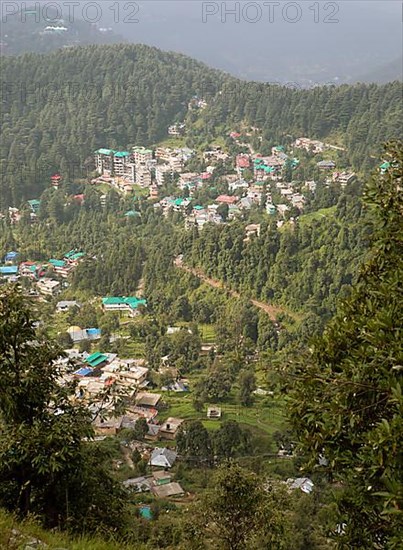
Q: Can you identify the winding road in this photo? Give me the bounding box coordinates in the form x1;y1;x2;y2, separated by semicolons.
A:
174;256;286;321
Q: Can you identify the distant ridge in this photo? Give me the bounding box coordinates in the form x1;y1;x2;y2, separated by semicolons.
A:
356;57;403;84
0;4;125;56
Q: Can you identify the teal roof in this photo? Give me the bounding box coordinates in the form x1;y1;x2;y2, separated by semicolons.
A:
125;297;147;309
0;266;18;275
125;210;140;217
174;198;184;206
96;148;117;155
102;296;147;309
69;252;84;261
114;151;130;157
64;249;76;259
49;259;66;268
263;166;275;173
102;297;124;305
380;161;390;170
194;205;204;210
28;199;41;211
86;352;108;368
275;145;285;151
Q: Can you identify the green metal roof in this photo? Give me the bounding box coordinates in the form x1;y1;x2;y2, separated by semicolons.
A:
102;297;124;305
28;199;41;210
64;250;76;259
380;161;390;170
114;151;130;157
86;352;108;367
96;148;117;155
49;259;66;268
102;296;147;309
125;297;147;309
69;252;84;261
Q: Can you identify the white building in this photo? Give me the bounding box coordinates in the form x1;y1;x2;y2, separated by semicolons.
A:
135;165;152;187
155;164;174;186
132;147;153;165
37;278;61;296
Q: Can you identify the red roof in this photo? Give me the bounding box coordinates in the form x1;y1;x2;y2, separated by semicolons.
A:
230;132;241;138
201;172;211;180
236;154;250;168
51;174;61;180
216;195;238;205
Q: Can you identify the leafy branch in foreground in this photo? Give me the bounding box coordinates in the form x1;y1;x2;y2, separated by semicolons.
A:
0;285;127;534
288;140;403;548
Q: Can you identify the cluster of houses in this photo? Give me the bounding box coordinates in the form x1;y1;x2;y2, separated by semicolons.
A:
93;145;196;195
0;249;85;295
168;122;186;136
55;345;190;498
90;125;361;227
293;137;327;154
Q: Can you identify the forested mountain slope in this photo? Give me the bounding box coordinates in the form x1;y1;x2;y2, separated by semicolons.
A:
183;186;369;329
198;80;402;170
0;44;226;207
1;44;402;207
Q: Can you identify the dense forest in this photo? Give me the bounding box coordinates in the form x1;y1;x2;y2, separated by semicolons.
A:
1;44;402;206
0;37;402;548
0;44;225;207
181;182;370;329
197;80;402;170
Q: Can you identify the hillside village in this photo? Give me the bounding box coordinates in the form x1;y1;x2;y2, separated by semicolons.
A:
0;103;392;514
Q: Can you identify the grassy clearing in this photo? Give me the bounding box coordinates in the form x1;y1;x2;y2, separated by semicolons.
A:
299;205;337;225
154;136;186;149
159;373;287;443
0;509;137;550
197;323;216;343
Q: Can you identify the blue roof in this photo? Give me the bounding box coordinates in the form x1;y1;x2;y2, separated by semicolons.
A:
5;251;18;261
74;367;94;377
0;266;18;275
87;328;101;337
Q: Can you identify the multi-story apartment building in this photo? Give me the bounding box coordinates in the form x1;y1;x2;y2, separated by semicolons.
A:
155;164;174;186
132;147;153;165
136;165;152;187
95;149;135;183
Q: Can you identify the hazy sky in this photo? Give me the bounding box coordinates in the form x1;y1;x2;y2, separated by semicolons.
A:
17;1;403;82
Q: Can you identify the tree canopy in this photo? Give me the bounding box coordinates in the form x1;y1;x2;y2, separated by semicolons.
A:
288;141;403;548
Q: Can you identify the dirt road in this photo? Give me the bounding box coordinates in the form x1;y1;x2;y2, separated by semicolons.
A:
174;257;285;321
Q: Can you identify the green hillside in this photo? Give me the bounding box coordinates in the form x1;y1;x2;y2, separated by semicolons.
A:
1;44;402;207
